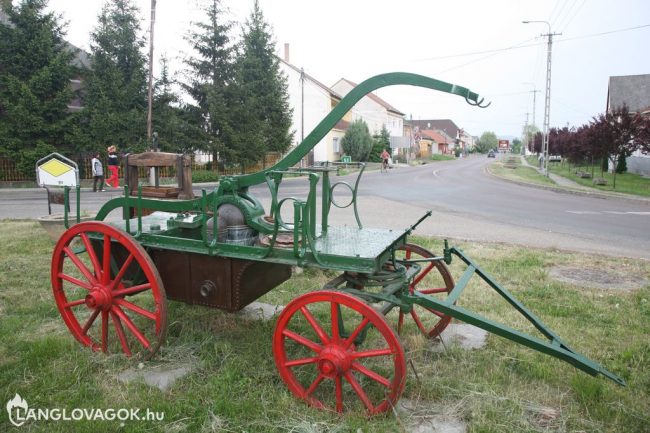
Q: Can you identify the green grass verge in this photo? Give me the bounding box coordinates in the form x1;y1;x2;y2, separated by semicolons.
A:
489;158;557;186
525;157;650;197
1;221;649;432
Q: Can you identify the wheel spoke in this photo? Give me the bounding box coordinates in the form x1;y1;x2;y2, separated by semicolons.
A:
410;310;427;334
107;253;135;292
63;246;96;284
110;311;132;357
412;263;434;286
63;298;86;309
330;302;340;341
101;310;109;353
351;347;393;359
59;272;93;290
112;282;151;298
80;233;101;281
282;329;323;353
299;306;329;344
344;371;374;412
352;362;391;388
114;298;156;321
111;306;151;349
419;286;449;295
102;234;111;285
424;307;446;318
82;309;100;335
305;373;325;397
284;357;319;368
335;375;343;413
344;317;370;349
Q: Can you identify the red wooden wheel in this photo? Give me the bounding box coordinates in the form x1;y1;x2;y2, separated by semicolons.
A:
51;222;167;359
396;244;455;338
273;290;406;415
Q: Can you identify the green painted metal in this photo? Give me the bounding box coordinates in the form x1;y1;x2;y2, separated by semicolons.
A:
399;244;625;386
60;67;626;388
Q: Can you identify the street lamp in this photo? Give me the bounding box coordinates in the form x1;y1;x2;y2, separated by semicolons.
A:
523;20;560;176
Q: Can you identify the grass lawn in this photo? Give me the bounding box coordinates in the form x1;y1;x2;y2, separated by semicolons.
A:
1;221;649;432
525;157;650;197
489;157;556;186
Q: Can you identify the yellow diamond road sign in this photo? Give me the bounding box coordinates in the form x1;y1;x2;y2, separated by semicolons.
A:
41;159;73;177
37;153;79;187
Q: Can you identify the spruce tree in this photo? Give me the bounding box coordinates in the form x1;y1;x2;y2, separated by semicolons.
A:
82;0;147;151
0;0;77;176
152;57;203;153
341;119;372;162
183;0;235;165
237;0;293;157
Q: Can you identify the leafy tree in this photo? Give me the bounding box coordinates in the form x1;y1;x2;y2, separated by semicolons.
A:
183;0;236;165
511;138;522;154
341;119;372;161
152;57;203;153
82;0;148;151
475;131;497;153
369;126;390;162
236;0;293;159
522;123;539;153
591;105;639;187
0;0;77;176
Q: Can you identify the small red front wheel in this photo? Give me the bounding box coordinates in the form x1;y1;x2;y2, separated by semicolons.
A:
51;222;167;360
273;290;406;415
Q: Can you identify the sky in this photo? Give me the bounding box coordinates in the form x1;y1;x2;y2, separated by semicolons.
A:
44;0;650;139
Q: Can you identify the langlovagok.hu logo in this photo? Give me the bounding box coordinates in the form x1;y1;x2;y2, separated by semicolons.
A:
6;393;164;427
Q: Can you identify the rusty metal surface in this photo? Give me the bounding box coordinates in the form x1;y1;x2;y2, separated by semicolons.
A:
150;249;290;311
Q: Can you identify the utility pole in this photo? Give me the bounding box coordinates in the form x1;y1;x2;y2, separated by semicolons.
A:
146;0;156;143
147;0;157;186
523;112;530;155
523;21;561;176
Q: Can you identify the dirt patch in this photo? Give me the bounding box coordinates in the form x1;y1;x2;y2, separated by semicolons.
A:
549;265;648;291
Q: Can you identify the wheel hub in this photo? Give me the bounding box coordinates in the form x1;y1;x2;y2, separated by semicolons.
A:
317;345;352;377
85;286;112;310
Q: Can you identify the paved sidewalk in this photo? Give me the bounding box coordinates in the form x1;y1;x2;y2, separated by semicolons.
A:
520;156;603;191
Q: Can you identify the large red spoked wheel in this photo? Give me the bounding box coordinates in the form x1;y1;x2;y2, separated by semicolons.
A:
273;290;406;415
396;244;454;338
51;222;166;359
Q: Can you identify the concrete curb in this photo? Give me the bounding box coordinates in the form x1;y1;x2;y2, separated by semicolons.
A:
485;163;650;205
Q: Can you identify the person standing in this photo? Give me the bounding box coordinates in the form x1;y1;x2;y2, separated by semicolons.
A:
91;152;105;192
106;145;119;188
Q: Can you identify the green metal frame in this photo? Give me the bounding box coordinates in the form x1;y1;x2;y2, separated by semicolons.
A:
59;71;624;386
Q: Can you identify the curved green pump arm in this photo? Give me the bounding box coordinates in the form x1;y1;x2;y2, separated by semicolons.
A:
234;72;490;189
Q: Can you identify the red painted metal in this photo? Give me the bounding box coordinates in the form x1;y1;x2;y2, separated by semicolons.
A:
397;244;454;338
51;222;167;359
273;290;406;414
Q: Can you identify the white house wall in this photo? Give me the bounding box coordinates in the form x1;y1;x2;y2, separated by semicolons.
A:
331;80;403;138
280;62;335;163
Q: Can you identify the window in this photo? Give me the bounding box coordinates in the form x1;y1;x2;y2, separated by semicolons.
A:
333;137;340;153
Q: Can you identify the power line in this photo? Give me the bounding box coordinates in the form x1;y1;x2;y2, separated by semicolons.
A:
416;23;650;62
557;0;587;33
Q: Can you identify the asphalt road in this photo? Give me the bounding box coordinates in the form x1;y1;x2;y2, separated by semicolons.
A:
2;155;649;259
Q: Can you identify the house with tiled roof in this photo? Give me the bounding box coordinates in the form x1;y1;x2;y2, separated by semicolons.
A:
607;74;650;176
418;129;453;156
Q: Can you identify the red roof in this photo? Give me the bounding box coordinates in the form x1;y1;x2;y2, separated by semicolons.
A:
420;129;449;143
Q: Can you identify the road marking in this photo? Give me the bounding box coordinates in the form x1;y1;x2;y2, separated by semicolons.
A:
567;210;650;215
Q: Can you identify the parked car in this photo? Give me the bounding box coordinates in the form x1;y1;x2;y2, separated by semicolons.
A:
487;150;496;158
